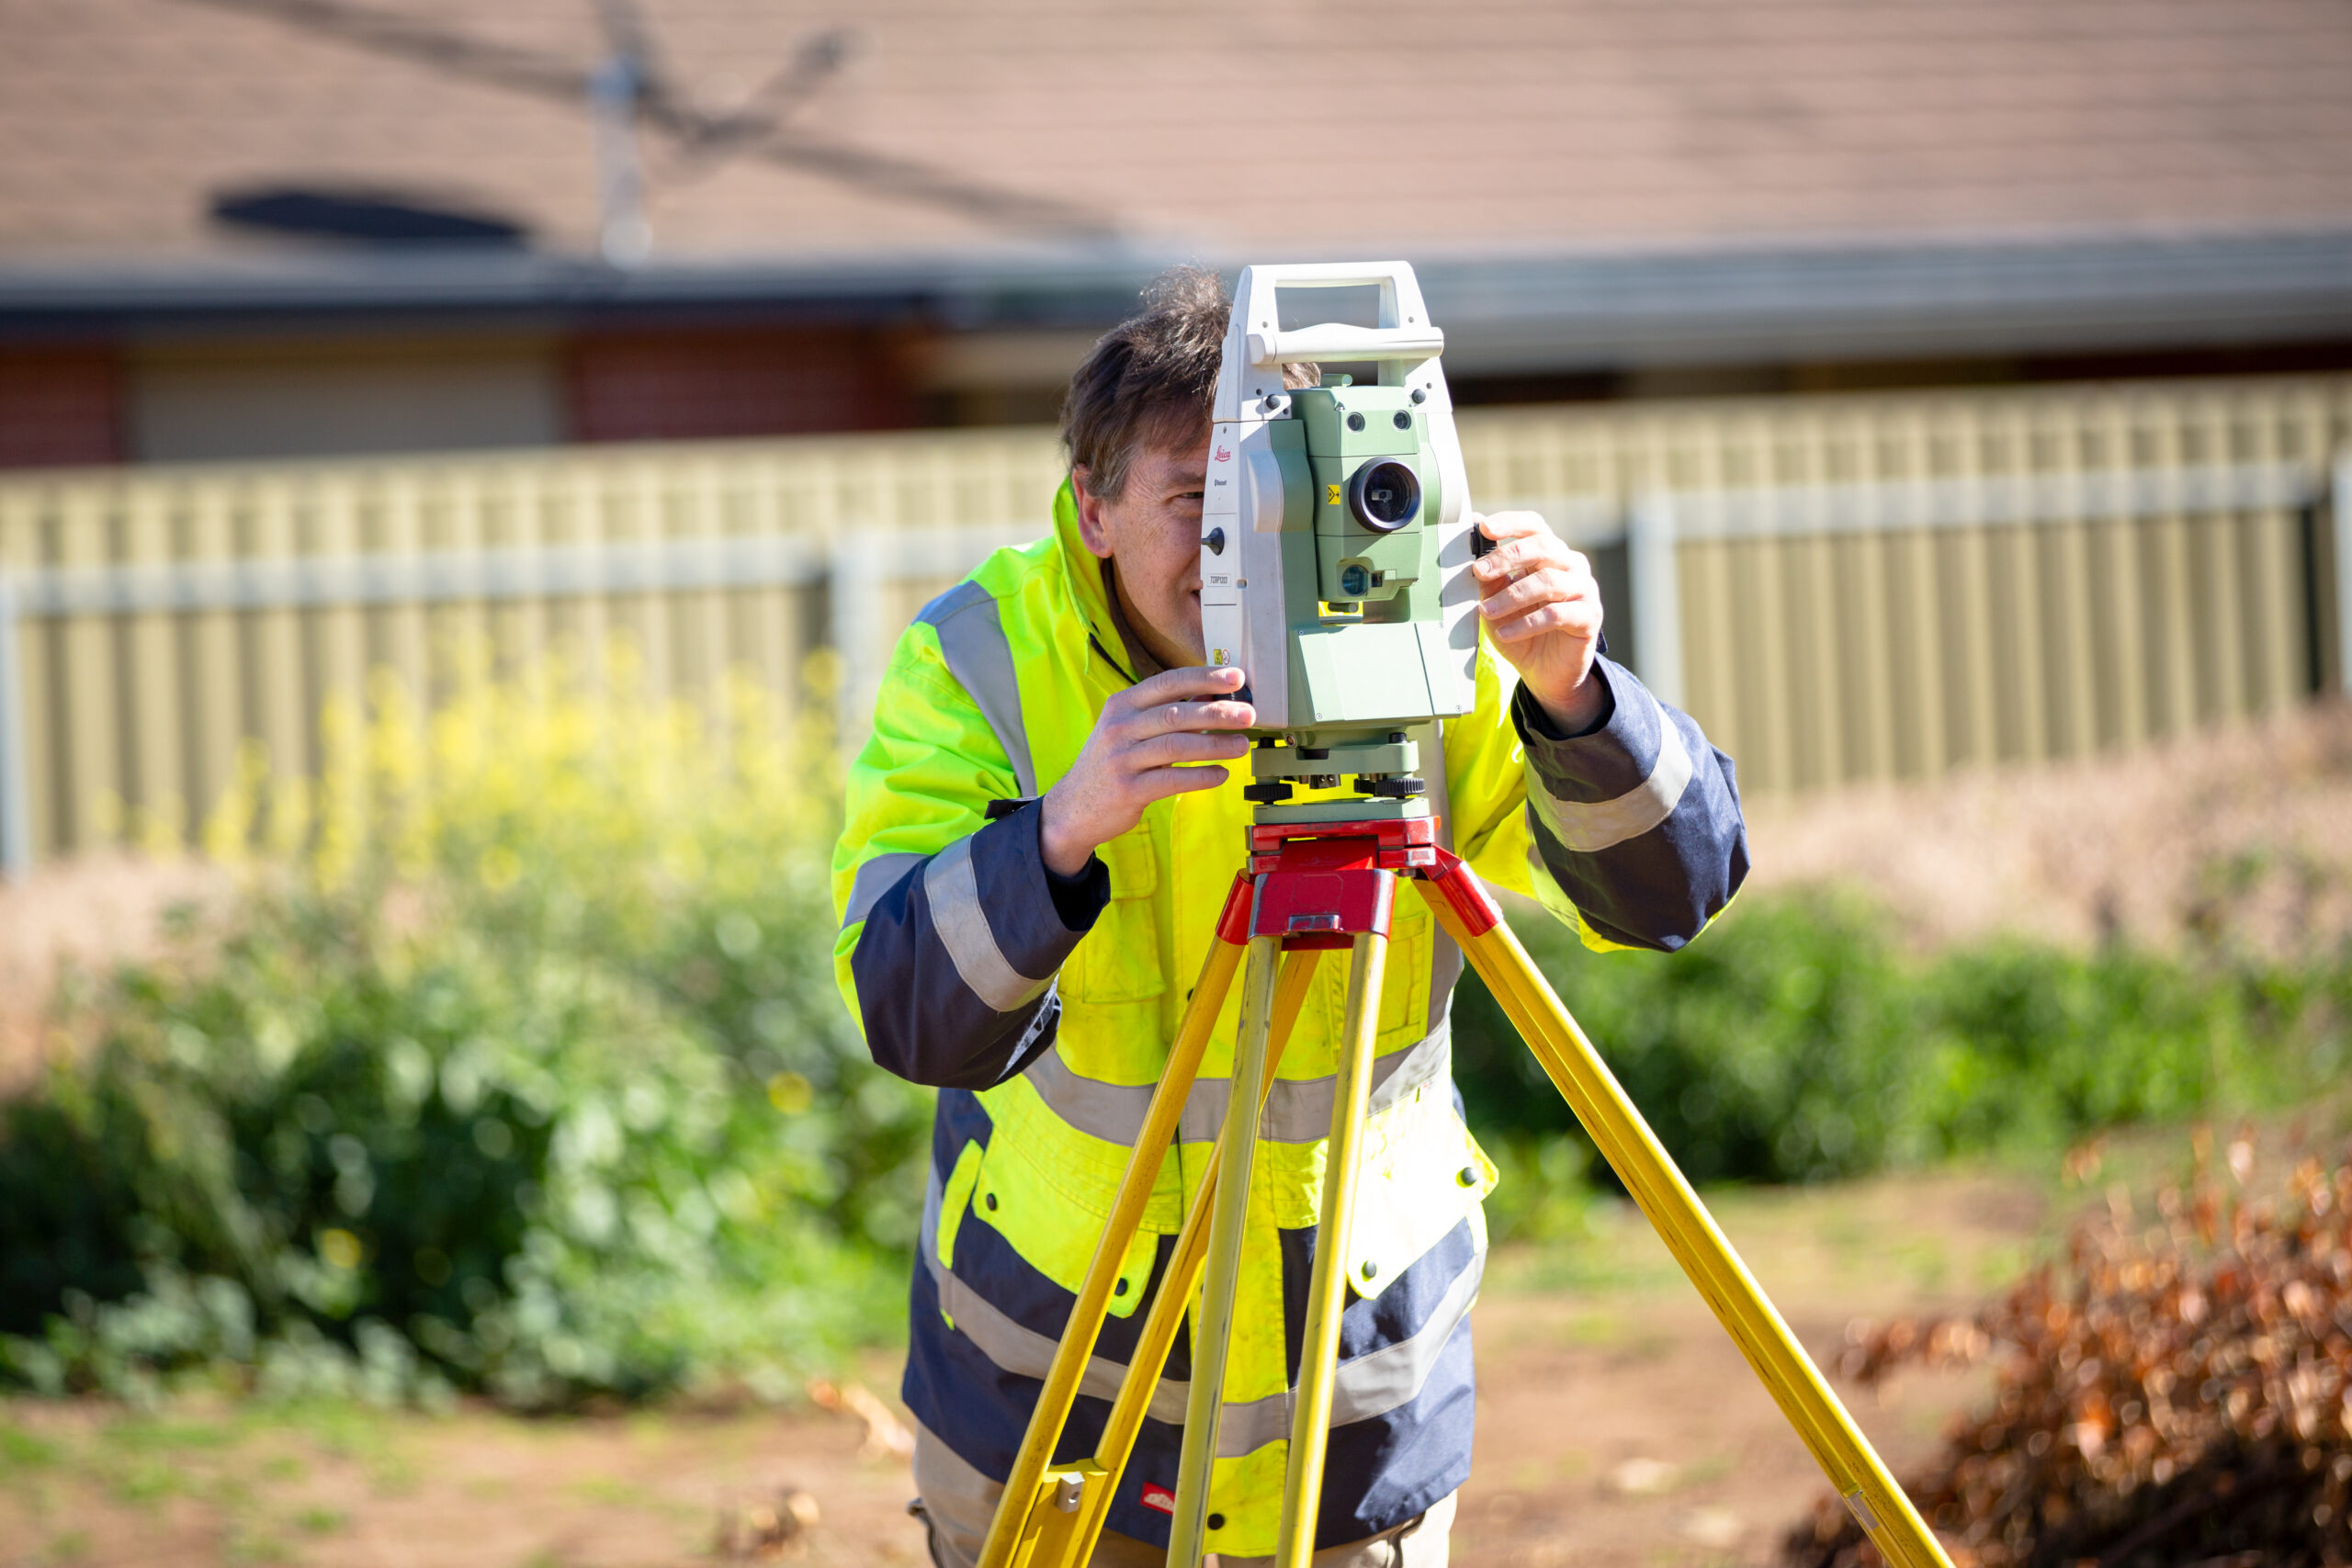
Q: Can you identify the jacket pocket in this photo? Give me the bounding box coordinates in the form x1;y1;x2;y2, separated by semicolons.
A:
967;1130;1160;1318
1376;899;1431;1044
1344;1093;1498;1300
1060;828;1164;1005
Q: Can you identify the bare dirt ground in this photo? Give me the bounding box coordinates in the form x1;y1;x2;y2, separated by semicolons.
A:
1742;699;2352;958
1448;1168;2043;1567
0;1166;2052;1568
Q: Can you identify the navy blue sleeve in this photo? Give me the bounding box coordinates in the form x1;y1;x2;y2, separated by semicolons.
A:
1512;657;1749;952
849;799;1112;1089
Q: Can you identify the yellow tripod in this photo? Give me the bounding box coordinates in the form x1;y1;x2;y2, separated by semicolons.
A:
976;809;1951;1568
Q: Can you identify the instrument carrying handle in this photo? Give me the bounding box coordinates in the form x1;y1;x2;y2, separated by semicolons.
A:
1246;324;1444;366
1236;261;1443;368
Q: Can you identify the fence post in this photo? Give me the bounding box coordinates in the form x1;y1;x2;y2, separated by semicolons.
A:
0;569;29;881
1628;490;1686;710
2335;448;2352;698
827;532;883;744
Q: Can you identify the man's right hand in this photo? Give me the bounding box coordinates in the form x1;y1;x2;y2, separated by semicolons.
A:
1038;666;1255;878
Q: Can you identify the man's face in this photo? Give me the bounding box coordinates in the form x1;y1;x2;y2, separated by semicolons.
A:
1072;437;1212;671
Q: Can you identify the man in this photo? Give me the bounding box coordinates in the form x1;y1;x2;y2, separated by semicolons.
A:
833;267;1747;1567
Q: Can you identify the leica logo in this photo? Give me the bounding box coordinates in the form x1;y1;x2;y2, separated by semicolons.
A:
1139;1483;1176;1516
1213;443;1232;463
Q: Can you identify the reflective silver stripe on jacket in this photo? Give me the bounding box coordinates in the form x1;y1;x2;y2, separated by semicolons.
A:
1525;690;1691;852
925;836;1051;1012
1022;1023;1453;1147
1425;946;1461;1040
842;852;925;928
920;581;1037;797
919;1167;1481;1459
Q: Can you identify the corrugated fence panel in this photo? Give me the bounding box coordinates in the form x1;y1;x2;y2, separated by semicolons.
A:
1461;375;2351;795
2;377;2348;866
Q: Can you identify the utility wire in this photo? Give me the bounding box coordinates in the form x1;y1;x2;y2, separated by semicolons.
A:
168;0;1120;242
666;26;852;170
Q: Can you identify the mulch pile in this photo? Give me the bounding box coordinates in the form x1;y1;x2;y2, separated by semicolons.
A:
1783;1136;2352;1568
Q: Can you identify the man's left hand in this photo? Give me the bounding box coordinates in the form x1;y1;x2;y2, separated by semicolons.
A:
1468;511;1607;733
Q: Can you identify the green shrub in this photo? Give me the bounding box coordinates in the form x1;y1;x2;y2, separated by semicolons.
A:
1453;890;2350;1192
0;660;931;1408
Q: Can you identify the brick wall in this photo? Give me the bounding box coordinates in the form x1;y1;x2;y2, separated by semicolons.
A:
0;347;123;468
567;326;918;443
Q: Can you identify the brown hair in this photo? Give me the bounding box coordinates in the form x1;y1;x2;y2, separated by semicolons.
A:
1059;265;1314;502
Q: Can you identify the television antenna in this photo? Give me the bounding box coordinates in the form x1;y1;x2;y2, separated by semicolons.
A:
170;0;1119;259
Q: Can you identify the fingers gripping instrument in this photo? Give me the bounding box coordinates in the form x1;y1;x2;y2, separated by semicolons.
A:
1197;263;1480;812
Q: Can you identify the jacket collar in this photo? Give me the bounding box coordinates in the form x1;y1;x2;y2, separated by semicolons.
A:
1052;476;1139;685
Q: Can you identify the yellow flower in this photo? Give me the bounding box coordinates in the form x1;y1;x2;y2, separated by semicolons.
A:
320;1228;365;1270
766;1072;814;1115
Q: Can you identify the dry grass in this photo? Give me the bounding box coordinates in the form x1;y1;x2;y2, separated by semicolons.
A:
1746;699;2352;959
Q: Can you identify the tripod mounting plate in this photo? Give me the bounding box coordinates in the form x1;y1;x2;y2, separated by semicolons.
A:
1245;811;1440;875
1241;814;1432;951
1250;796;1430;827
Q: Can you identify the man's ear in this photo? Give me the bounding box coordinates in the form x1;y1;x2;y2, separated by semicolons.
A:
1070;467;1116;560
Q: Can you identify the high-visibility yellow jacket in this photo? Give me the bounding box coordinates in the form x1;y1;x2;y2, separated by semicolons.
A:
833;483;1747;1556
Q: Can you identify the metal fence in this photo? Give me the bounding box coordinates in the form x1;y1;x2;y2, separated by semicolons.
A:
4;373;2348;874
1461;379;2351;792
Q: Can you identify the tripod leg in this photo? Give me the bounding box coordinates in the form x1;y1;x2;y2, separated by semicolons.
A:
1167;933;1283;1568
1041;948;1324;1568
1415;883;1952;1568
1275;928;1388;1568
977;895;1251;1568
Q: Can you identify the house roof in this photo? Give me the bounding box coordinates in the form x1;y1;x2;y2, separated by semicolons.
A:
5;0;2352;361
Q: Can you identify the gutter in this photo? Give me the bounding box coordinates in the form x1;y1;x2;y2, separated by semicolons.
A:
0;229;2348;370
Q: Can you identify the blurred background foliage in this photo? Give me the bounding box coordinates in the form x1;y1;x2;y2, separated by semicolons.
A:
0;659;2346;1405
1462;890;2352;1240
0;654;931;1408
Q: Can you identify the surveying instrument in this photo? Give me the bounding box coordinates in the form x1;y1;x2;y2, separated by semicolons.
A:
976;265;1953;1568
